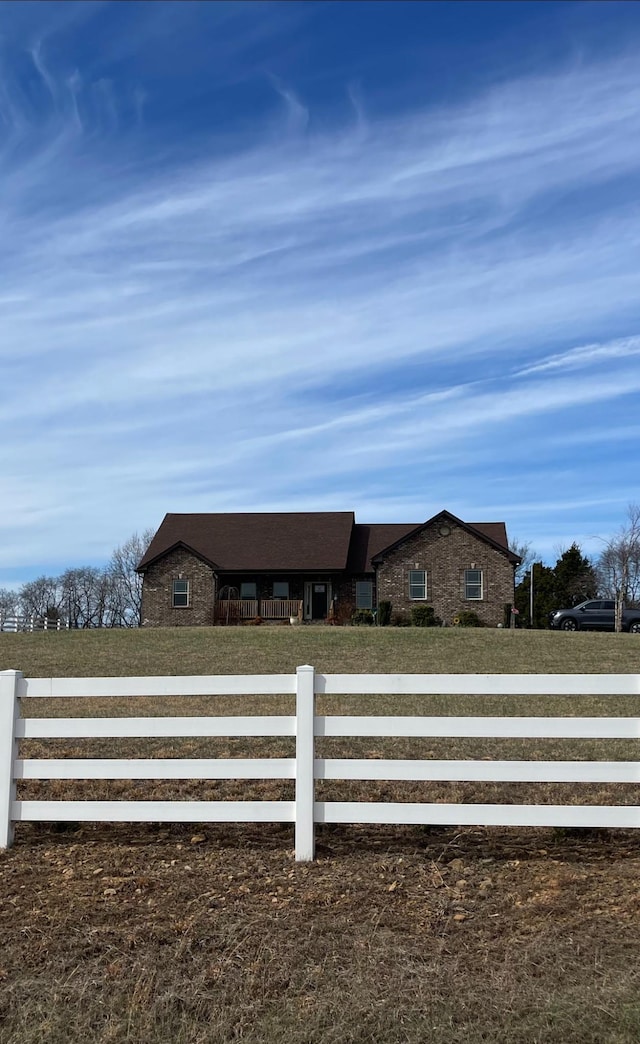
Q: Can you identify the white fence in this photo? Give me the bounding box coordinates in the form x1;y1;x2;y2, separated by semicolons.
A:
0;615;69;633
2;666;640;859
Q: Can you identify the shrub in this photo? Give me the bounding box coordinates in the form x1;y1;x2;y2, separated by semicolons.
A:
392;612;411;627
410;605;442;628
351;608;374;626
453;610;484;627
377;600;392;627
332;601;355;625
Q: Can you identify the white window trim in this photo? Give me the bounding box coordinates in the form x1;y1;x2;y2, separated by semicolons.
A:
409;569;427;600
355;581;373;610
172;579;190;608
464;568;483;600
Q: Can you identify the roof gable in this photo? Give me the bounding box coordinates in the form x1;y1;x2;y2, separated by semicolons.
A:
370;510;519;564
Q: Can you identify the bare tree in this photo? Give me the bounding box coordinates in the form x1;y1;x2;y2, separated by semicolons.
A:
0;587;18;623
12;529;154;631
597;504;640;632
108;529;155;627
509;538;537;585
61;567;116;629
18;576;65;623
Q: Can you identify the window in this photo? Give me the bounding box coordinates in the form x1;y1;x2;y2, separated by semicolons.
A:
465;568;483;600
409;570;426;600
356;581;373;610
273;581;289;599
172;579;189;608
240;582;257;600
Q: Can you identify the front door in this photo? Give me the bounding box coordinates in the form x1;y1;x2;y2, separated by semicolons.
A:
304;582;331;620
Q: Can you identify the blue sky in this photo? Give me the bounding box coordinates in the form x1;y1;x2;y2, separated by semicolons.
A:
2;0;640;588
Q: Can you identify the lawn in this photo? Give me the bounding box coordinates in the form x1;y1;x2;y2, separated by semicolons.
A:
1;627;640;1043
3;622;640;677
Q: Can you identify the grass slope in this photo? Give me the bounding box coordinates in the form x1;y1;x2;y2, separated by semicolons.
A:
2;628;640;1043
2;623;640;677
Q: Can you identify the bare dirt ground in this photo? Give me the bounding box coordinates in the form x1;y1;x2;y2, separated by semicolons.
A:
2;822;640;1043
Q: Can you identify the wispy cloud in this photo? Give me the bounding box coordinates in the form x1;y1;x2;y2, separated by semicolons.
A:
514;335;640;376
1;3;640;577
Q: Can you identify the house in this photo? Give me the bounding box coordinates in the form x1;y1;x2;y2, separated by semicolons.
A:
137;509;519;627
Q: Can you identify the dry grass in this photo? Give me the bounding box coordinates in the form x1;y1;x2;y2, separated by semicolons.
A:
2;622;640;678
2;626;640;1042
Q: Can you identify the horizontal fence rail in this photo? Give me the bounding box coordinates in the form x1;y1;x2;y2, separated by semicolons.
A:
0;614;70;633
0;616;138;632
1;666;640;858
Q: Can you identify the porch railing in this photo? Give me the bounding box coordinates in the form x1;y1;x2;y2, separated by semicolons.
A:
215;599;303;621
216;600;259;621
259;599;303;620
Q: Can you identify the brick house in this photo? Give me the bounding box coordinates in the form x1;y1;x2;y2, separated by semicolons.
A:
138;509;519;627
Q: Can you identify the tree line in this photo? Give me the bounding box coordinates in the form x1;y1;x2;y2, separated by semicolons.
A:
0;530;154;629
512;504;640;630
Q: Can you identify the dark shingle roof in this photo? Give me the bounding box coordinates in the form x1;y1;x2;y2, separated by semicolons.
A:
138;512;355;572
138;510;518;575
347;524;418;573
468;522;510;548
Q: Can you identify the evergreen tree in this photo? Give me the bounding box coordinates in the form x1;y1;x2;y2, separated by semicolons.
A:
515;563;555;628
515;543;597;628
553;544;598;608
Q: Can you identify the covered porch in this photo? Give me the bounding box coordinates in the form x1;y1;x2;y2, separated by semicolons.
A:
215;577;337;624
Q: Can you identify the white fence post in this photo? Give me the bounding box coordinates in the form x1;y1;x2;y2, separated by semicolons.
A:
295;664;316;861
0;670;22;848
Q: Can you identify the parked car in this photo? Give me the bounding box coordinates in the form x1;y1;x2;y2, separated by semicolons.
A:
548;599;640;632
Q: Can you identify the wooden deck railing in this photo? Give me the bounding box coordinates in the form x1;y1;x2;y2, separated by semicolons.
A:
215;599;303;621
216;600;258;621
259;599;303;619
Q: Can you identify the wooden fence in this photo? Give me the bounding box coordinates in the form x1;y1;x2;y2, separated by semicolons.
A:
2;667;640;859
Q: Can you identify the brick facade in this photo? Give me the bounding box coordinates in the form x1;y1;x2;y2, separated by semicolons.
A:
375;519;514;626
333;575;377;612
139;513;517;627
140;547;216;627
